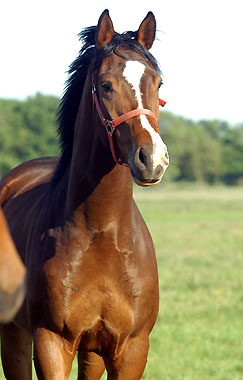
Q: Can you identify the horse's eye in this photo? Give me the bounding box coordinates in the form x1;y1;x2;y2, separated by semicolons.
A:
101;82;113;94
158;81;163;90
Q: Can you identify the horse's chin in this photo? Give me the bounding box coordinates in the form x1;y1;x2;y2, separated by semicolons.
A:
129;165;162;187
132;176;162;187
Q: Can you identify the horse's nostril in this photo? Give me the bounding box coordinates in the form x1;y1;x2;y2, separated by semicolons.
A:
155;164;163;177
139;147;146;166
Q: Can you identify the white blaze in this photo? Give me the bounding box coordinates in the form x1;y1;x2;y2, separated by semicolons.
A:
123;61;168;169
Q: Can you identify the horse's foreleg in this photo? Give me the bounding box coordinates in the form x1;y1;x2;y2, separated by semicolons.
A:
77;351;105;380
1;322;32;380
34;327;76;380
105;332;149;380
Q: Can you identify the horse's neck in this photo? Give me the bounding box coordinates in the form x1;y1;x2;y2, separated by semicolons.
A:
81;165;133;230
63;76;133;230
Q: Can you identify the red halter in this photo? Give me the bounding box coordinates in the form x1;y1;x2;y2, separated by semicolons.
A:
92;80;166;165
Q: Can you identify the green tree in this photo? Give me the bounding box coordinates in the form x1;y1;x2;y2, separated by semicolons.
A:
0;95;242;185
0;94;59;177
221;124;243;184
160;112;222;184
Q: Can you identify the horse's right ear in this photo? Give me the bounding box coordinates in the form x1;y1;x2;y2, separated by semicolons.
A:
96;10;114;48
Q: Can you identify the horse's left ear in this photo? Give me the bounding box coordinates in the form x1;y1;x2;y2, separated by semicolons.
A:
96;9;114;48
136;12;156;50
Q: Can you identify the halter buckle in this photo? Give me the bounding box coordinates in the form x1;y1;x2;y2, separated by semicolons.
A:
105;120;115;135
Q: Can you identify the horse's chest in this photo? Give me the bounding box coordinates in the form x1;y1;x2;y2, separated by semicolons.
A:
40;227;156;352
50;258;139;330
45;260;141;346
48;273;138;355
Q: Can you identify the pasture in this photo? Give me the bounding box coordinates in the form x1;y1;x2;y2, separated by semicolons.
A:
1;184;243;379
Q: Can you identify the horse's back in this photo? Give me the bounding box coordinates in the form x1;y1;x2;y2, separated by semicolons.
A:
0;157;58;205
0;157;59;264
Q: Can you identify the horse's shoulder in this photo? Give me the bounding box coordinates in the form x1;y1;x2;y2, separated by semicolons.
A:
0;157;59;204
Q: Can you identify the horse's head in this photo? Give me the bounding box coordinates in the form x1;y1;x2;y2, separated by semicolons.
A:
93;10;169;186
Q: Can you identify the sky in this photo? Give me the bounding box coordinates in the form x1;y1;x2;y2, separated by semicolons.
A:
1;0;243;125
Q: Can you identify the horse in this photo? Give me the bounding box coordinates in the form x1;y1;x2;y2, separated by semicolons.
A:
0;10;169;379
0;207;25;323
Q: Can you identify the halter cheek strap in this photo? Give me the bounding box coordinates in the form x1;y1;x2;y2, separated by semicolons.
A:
92;81;166;165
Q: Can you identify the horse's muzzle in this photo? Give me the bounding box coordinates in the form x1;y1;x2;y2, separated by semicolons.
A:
129;144;169;186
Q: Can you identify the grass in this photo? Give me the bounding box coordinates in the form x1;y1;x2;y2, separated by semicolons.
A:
135;184;243;380
1;184;243;379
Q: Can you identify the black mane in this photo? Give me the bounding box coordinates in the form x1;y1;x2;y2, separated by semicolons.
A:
52;25;160;184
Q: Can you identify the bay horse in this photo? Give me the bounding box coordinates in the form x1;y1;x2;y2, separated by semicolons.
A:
0;207;25;323
0;10;169;379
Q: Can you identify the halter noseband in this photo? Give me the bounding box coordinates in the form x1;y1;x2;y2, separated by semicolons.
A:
92;77;166;165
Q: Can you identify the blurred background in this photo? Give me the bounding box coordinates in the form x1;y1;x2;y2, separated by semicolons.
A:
0;1;242;379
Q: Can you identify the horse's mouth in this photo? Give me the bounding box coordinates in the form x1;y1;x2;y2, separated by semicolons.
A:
133;176;162;187
130;167;162;187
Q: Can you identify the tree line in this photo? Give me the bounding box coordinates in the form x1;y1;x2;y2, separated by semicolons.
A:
160;112;243;184
0;93;242;185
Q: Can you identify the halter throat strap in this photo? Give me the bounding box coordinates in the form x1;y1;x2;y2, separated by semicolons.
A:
92;78;166;165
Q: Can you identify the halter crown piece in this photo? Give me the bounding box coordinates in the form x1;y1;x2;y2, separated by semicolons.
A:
92;78;166;165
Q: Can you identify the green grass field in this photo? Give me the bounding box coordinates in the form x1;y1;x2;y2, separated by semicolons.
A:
1;184;243;379
136;184;243;380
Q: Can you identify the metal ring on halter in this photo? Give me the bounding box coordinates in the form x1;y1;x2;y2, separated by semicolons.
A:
105;120;115;135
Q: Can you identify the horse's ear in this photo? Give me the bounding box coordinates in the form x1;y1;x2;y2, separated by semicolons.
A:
96;9;114;48
136;12;156;50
